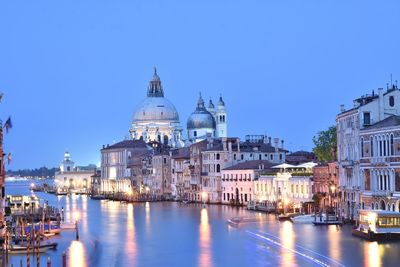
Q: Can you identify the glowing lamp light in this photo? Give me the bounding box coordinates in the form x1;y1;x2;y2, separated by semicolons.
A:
73;211;80;221
368;212;377;232
30;183;35;188
202;192;207;199
330;185;336;193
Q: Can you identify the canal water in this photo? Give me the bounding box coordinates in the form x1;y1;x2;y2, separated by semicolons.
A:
4;180;400;267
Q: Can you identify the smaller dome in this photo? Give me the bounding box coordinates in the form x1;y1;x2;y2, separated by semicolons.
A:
187;94;216;130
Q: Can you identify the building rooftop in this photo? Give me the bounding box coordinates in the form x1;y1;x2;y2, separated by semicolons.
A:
223;160;277;171
101;140;148;150
363;115;400;130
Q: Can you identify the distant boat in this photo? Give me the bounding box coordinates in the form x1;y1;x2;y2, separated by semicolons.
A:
8;242;57;254
291;214;327;224
91;195;105;200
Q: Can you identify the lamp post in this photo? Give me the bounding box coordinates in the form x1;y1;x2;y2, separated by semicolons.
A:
202;191;207;208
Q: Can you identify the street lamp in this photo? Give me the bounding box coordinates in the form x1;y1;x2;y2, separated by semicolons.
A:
202;191;207;208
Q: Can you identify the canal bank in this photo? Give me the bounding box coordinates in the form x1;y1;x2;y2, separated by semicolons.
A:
4;180;400;267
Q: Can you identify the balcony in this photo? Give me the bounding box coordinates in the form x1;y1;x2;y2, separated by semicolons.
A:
371;157;390;166
340;160;355;167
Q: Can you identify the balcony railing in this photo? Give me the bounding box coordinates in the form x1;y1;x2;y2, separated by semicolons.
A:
371;157;390;165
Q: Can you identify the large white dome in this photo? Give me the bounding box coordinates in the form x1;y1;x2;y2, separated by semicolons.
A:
133;97;179;123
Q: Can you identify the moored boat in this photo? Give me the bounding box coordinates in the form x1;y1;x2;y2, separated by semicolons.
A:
8;242;58;254
352;210;400;241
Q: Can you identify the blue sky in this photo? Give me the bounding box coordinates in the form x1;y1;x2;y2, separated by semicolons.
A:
1;0;399;169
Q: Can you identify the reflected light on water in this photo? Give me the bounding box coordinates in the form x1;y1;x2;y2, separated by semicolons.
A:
125;203;137;261
198;208;212;267
364;241;382;267
279;221;296;267
327;226;341;262
145;202;151;233
68;240;86;267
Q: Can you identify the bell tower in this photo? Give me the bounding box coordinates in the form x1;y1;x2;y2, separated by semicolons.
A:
216;95;227;138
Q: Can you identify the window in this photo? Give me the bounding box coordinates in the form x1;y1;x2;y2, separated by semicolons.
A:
194;131;197;137
270;154;273;160
391;134;394;156
389;96;395;107
279;154;283;160
361;138;364;158
234;154;237;160
164;158;167;164
241;154;244;160
363;112;371;125
216;153;220;160
259;154;262;160
370;137;374;157
216;164;220;173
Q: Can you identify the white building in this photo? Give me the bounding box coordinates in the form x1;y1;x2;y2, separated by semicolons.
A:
201;135;287;204
221;160;274;205
100;140;151;194
55;152;95;193
130;68;184;148
337;84;400;220
254;172;313;212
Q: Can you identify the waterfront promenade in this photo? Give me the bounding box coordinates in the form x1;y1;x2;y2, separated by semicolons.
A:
5;180;400;267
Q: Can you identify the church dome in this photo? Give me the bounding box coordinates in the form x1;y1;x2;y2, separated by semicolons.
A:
187;94;216;130
132;68;180;123
133;97;179;123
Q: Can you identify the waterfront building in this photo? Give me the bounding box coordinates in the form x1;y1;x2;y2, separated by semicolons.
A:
337;84;400;220
54;152;96;193
0;123;5;229
201;135;287;203
221;160;274;205
254;168;314;212
151;151;172;197
188;139;211;201
313;162;339;209
170;147;190;199
359;115;400;212
129;69;184;148
100;140;151;194
187;94;227;143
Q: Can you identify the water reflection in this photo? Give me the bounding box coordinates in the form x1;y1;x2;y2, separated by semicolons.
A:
125;203;137;261
145;202;151;234
199;208;212;267
327;226;341;262
68;240;86;267
279;221;296;267
364;241;382;267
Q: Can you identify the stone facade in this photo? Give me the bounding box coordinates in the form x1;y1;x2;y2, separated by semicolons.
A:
337;85;400;220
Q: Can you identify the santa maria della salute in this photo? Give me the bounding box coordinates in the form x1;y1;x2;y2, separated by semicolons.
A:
129;68;228;147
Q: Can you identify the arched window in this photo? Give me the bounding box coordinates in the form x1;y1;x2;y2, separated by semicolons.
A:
391;134;394;156
389;96;395;107
194;131;197;137
370;137;374;157
216;153;220;160
360;138;364;158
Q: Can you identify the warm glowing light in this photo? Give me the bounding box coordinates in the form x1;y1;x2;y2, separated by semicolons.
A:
365;242;382;267
145;186;150;193
202;191;207;199
199;208;211;266
30;183;35;188
368;212;377;232
330;185;336;193
283;199;289;206
73;211;80;221
68;240;86;267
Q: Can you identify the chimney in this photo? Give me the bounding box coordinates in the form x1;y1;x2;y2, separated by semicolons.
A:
222;138;227;151
378;88;384;121
340;104;345;113
228;141;232;152
264;136;268;144
268;137;272;145
274;138;279;152
281;139;285;150
237;138;240;152
102;145;105;149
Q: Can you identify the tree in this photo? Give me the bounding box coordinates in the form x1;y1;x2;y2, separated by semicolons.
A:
312;126;337;162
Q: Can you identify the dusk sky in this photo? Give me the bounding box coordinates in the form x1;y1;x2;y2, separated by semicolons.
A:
1;0;400;170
